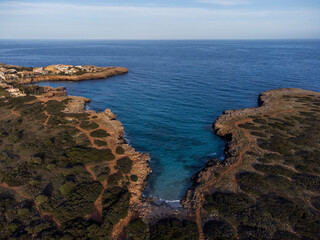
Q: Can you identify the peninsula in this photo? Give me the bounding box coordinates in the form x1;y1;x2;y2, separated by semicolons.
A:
0;64;319;239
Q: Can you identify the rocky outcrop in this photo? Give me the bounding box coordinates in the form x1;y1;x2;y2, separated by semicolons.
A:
182;88;320;240
0;63;128;85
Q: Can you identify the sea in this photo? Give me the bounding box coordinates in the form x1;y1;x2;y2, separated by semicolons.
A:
1;39;319;201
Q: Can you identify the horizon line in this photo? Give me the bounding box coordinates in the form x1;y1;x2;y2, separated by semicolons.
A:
1;38;319;41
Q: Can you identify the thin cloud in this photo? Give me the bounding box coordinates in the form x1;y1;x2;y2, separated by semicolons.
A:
195;0;250;6
0;1;319;39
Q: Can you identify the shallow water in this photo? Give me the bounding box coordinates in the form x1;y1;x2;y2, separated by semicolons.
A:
1;40;320;200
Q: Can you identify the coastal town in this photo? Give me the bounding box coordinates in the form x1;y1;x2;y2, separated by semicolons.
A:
0;63;128;98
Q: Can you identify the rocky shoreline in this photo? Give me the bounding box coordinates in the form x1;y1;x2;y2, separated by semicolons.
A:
1;62;319;239
0;63;128;85
0;63;153;239
182;88;320;240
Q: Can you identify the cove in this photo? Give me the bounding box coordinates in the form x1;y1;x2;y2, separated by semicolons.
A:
1;40;320;200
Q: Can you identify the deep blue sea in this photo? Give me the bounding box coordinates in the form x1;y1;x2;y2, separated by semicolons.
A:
1;40;319;200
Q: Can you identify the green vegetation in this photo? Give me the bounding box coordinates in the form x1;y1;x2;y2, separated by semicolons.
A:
203;93;320;240
116;157;133;174
130;175;138;182
107;172;124;187
0;91;135;239
102;186;131;225
203;220;236;240
116;146;125;154
90;129;110;138
150;218;199;240
126;218;149;240
80;121;99;130
65;146;115;164
94;139;108;147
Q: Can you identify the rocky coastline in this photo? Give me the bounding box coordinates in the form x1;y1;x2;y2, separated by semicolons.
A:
1;62;319;239
0;63;128;85
183;88;320;240
0;63;152;239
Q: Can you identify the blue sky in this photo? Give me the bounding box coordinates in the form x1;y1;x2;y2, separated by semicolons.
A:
0;0;320;39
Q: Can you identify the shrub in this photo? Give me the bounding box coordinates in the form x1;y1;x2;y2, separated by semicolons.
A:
237;225;271;240
53;182;103;223
126;218;149;240
45;100;66;115
92;164;110;178
79;121;99;130
94;140;107;147
257;194;308;225
90;129;110;138
292;173;320;191
102;187;131;225
236;172;269;195
253;164;294;178
116;157;133;174
59;182;76;197
258;136;294;155
150;218;199;240
107;172;123;187
97;173;109;182
116;146;125;154
204;192;254;220
65;146;115;164
238;123;260;130
130;175;138;182
203;220;236;240
35;195;48;205
65;112;90;121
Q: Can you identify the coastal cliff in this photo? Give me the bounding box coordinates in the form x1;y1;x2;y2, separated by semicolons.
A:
0;64;152;239
183;88;320;240
1;62;320;239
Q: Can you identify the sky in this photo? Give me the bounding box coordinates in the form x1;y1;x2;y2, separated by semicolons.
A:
0;0;320;39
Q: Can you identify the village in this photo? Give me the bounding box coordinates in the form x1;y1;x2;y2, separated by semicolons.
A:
0;64;110;97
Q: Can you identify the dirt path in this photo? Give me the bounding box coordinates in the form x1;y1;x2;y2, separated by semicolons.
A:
43;110;50;126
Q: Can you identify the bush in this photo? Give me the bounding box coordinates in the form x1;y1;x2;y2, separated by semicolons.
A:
90;129;110;138
130;175;138;182
203;220;236;240
94;140;107;147
65;146;115;164
116;157;133;174
150;218;199;240
257;194;308;225
116;146;125;154
35;195;48;205
107;172;123;187
53;182;103;223
292;173;320;191
236;172;269;195
126;218;149;240
204;192;254;220
102;187;131;225
258;136;294;155
59;182;76;196
79;121;99;130
45;100;66;115
237;225;271;240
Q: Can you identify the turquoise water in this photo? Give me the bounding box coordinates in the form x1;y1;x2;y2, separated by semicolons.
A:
1;40;320;200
